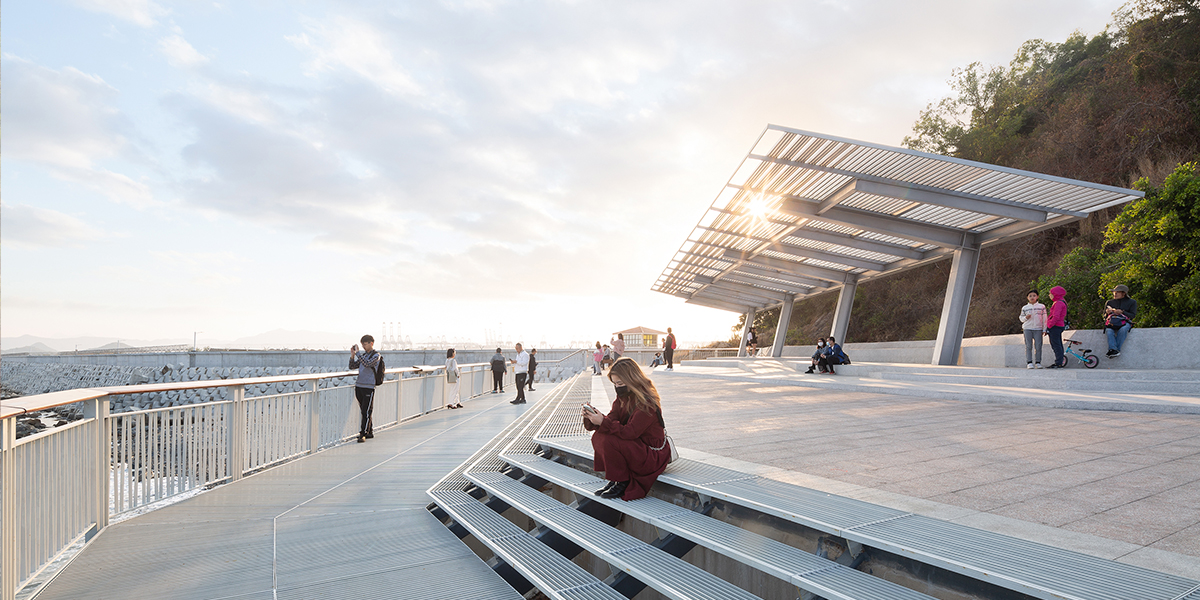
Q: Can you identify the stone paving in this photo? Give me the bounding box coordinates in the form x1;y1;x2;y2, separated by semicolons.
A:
641;371;1200;575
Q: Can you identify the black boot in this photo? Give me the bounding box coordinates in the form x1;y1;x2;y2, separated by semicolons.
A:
594;480;617;496
599;481;628;499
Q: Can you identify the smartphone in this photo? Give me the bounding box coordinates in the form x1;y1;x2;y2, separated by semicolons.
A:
583;404;598;414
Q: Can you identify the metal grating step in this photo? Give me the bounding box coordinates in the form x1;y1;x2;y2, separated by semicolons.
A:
504;453;939;600
465;470;762;600
428;490;625;600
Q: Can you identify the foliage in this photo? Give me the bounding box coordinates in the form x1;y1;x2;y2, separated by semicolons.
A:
1032;247;1115;330
1101;163;1200;326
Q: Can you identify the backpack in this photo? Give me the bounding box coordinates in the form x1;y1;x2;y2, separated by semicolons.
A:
374;355;386;386
491;356;505;371
668;335;676;350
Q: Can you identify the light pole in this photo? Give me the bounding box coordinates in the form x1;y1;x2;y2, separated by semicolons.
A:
193;331;203;352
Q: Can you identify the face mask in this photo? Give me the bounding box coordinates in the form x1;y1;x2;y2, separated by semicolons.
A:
614;384;629;396
818;342;825;347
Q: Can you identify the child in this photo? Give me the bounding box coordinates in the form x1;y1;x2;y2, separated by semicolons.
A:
1019;290;1046;369
1045;286;1068;368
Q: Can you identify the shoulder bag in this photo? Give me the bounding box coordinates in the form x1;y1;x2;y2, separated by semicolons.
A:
649;432;678;463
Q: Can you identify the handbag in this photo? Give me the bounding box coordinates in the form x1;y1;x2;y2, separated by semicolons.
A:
650;432;678;463
1105;313;1131;329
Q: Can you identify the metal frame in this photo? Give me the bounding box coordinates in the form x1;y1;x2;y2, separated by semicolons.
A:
653;125;1143;364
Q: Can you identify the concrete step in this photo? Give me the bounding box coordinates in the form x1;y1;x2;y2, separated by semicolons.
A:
866;370;1200;394
795;361;1200;382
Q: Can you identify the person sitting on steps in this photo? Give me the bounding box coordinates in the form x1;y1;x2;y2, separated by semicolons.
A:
582;357;671;501
804;338;827;374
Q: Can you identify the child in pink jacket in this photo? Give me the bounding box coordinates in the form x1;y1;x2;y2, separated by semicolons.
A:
1045;286;1068;368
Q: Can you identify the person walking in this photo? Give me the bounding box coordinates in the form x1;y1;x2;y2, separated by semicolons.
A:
445;348;463;409
490;347;506;393
349;335;381;443
593;342;604;375
527;348;538;391
663;327;676;371
582;357;671;501
510;343;529;404
1019;290;1047;369
1046;286;1068;368
613;334;626;360
1104;284;1137;358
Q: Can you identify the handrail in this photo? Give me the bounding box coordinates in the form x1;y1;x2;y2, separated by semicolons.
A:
0;364;466;420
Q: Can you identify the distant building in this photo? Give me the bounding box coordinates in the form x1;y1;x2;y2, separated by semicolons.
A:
613;326;667;349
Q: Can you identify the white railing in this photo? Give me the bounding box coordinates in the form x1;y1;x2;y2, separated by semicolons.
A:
0;359;556;600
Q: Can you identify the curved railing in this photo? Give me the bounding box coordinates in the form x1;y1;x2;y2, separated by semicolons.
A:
0;353;581;600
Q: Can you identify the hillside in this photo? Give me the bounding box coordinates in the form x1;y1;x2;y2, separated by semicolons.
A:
732;0;1200;347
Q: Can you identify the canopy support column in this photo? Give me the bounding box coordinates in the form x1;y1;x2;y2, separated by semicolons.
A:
771;294;795;358
932;245;981;365
830;278;857;344
737;308;757;357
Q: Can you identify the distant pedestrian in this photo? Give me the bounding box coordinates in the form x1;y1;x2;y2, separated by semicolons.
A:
593;342;604;375
510;343;529;404
349;335;382;443
804;338;826;374
1019;290;1046;369
1104;284;1137;358
527;348;538;391
490;347;506;392
663;328;676;371
745;328;759;357
649;353;664;368
445;348;463;409
1046;286;1068;368
613;334;626;359
817;337;840;375
603;345;613;369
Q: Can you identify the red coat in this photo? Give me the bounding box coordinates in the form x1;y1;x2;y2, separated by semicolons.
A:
585;395;671;501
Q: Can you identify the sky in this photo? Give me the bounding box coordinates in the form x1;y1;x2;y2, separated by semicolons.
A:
1;0;1122;348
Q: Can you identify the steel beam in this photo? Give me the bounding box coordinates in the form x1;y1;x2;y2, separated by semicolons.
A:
738;308;757;357
817;179;858;215
747;153;1087;218
771;294;796;357
685;297;753;313
780;198;973;248
784;227;926;260
726;252;855;283
854;179;1052;222
720;274;814;296
932;245;981;365
830;279;858;344
735;262;835;288
699;281;787;305
694;287;776;308
766;243;889;272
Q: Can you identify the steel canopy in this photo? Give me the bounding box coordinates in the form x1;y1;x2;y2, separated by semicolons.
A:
653;124;1144;313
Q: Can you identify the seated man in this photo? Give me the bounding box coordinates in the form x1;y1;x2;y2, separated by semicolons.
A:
649;353;664;367
1104;285;1137;358
816;340;839;375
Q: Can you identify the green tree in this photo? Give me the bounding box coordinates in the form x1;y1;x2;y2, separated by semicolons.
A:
1033;247;1114;330
1100;162;1200;326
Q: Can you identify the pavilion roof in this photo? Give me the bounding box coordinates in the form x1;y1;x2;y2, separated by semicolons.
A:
653;125;1143;312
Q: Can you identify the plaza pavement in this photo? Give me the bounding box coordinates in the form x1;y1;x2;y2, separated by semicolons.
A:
627;364;1200;579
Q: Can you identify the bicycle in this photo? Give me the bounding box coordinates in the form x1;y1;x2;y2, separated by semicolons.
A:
1060;339;1099;369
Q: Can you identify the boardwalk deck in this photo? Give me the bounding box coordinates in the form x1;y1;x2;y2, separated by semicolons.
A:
33;392;542;600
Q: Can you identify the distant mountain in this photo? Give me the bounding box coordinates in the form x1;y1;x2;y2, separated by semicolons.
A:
86;341;136;351
1;342;59;354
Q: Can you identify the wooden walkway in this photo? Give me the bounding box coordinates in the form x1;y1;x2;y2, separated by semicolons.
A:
34;391;543;600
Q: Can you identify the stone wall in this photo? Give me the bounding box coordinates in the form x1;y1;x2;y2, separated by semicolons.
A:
780;326;1200;368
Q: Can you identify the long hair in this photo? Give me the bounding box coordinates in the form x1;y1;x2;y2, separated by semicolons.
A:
608;357;661;415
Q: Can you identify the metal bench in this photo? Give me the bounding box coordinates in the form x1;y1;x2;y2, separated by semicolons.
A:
532;385;1200;600
502;452;939;600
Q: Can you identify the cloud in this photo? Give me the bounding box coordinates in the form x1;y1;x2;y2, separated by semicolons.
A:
159;34;209;68
1;203;104;248
289;17;425;99
70;0;166;27
0;56;154;206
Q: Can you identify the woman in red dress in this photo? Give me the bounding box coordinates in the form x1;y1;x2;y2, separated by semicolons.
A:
582;357;671;500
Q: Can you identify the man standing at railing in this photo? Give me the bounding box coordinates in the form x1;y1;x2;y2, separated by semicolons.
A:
526;348;538;392
510;342;529;404
663;327;677;371
349;335;381;443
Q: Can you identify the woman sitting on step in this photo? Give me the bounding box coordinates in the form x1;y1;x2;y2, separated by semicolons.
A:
582;357;672;501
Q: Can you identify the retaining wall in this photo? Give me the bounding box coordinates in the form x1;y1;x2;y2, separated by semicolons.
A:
781;326;1200;369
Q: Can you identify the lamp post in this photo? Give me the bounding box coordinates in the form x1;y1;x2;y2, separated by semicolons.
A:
193;331;203;352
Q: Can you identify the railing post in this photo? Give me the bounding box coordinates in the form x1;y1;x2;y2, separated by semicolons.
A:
226;386;246;482
394;374;402;422
1;417;16;600
308;379;320;454
82;398;110;536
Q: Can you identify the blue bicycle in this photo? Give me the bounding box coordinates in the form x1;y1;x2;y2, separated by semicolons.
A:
1062;339;1100;369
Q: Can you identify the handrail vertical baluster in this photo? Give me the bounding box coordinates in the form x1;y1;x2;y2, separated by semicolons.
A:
226;386;245;482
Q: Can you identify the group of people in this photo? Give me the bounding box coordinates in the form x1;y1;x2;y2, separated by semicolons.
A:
1019;284;1137;368
593;328;678;374
487;344;536;404
803;336;848;374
